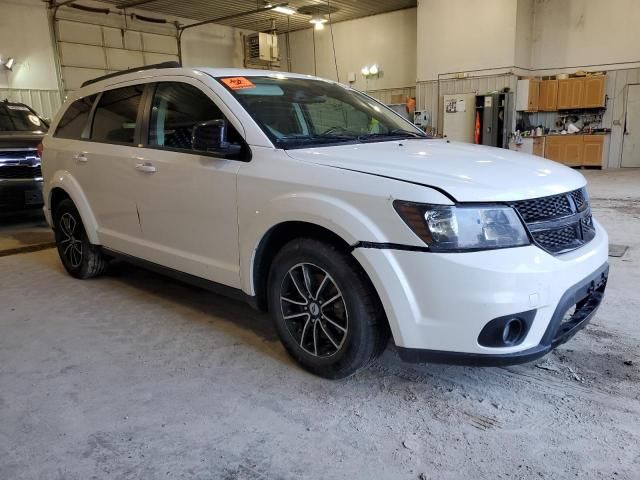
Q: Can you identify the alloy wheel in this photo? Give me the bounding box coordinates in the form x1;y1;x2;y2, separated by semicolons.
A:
280;262;348;358
59;212;83;268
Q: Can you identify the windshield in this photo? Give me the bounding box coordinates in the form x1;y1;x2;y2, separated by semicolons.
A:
218;75;427;149
0;104;47;133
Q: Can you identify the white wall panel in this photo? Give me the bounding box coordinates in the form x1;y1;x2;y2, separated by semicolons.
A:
142;33;178;55
59;43;107;70
57;20;103;46
103;27;124;49
61;67;107;92
143;52;179;65
106;49;144;71
123;31;143;51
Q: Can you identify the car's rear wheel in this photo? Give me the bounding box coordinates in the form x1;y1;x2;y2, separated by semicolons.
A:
267;238;388;379
54;199;108;279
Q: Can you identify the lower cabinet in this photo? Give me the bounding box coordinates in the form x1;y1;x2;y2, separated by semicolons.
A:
543;135;605;167
583;136;605;166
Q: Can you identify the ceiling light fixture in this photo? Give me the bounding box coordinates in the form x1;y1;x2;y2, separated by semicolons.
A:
309;14;328;27
270;5;295;15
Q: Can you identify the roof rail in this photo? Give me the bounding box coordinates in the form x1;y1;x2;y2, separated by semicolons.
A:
81;61;181;88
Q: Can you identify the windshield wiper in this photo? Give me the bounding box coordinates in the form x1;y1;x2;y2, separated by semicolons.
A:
274;134;357;148
357;129;427;141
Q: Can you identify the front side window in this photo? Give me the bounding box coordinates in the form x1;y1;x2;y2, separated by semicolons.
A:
91;85;144;144
219;76;426;149
0;103;48;133
54;95;96;139
149;82;243;155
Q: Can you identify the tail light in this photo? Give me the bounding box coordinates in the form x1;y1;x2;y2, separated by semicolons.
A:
37;142;44;158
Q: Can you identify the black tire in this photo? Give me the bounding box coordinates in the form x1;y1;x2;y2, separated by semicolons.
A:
53;198;108;279
267;238;388;379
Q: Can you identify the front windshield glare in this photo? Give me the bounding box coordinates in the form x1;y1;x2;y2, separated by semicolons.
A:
219;76;425;148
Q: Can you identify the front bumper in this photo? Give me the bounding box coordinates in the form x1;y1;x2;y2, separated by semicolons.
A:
0;179;43;212
352;220;609;365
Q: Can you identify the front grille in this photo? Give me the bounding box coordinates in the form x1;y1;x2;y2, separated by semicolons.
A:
0;165;42;179
512;187;594;255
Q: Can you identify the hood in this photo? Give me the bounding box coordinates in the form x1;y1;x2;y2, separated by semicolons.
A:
285;139;586;202
0;131;46;149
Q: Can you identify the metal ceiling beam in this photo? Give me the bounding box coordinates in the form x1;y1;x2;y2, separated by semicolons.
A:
180;3;290;32
49;0;79;7
115;0;158;8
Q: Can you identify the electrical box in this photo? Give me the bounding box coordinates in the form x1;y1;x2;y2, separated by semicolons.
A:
414;110;430;127
246;33;279;62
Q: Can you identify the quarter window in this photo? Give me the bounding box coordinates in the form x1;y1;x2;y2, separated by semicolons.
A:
91;85;144;144
149;82;241;154
54;95;97;139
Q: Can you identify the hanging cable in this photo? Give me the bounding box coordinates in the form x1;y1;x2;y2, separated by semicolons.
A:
312;27;317;76
327;0;339;82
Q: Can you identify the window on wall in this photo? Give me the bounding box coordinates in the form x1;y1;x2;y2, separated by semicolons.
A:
54;95;97;139
149;82;242;153
91;85;144;144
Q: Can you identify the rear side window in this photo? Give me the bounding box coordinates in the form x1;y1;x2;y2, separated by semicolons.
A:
91;85;144;144
54;95;97;139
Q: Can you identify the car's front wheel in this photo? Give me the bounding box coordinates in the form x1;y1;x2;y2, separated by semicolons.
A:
268;238;388;379
54;198;108;279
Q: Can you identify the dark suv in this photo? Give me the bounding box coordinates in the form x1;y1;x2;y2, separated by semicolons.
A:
0;100;48;213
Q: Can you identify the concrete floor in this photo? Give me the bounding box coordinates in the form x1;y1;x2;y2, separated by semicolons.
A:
0;212;53;256
1;170;639;480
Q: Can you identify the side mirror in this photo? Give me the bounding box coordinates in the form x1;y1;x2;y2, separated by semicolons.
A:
192;119;242;157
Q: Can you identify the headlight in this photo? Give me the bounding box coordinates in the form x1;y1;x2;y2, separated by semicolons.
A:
393;201;530;252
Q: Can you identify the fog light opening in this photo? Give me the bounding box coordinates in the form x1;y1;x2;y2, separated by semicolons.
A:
502;318;523;346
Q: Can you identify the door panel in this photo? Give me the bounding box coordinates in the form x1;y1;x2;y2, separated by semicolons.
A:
622;84;640;167
77;85;145;251
134;80;244;287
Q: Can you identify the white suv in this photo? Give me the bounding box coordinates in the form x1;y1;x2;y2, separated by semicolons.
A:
41;64;609;378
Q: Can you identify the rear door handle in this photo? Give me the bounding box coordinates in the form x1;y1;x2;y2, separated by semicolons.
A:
73;153;88;163
135;162;157;173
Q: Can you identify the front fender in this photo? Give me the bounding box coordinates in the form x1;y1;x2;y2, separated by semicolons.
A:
45;170;100;245
239;192;389;295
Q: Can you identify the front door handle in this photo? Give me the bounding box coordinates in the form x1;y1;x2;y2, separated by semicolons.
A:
135;162;157;173
73;153;88;163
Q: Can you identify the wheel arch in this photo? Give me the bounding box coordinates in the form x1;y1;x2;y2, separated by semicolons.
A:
250;221;387;325
46;172;100;244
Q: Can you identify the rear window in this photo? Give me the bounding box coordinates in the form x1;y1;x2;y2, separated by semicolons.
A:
91;85;144;144
54;95;97;139
0;103;48;133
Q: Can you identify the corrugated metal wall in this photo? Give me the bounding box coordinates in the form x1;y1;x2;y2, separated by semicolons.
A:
0;89;62;120
416;74;517;132
367;86;417;105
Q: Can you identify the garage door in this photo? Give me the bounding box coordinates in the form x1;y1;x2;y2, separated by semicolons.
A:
55;18;179;93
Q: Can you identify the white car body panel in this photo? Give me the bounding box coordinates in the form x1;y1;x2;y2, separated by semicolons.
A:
285;140;587;202
41;66;609;362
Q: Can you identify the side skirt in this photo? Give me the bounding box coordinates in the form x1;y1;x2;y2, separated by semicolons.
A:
101;248;259;310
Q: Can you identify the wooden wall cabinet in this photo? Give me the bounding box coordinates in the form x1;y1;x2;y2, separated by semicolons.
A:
516;79;540;111
538;80;558;111
583;76;606;108
557;76;605;110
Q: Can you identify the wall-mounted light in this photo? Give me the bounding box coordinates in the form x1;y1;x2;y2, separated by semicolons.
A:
361;64;381;78
0;57;15;71
310;14;328;30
